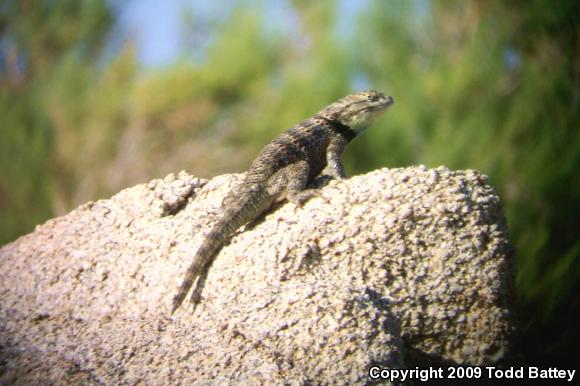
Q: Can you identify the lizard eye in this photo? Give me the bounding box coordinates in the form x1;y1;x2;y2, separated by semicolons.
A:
367;94;380;102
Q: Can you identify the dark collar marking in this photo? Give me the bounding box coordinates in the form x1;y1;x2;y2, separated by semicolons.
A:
317;116;357;142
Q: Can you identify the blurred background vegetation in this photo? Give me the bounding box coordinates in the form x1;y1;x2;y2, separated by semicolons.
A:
1;0;577;367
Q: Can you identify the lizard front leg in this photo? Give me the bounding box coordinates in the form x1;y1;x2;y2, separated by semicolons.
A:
322;137;348;179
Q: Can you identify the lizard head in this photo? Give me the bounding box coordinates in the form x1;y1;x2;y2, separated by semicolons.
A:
320;90;394;135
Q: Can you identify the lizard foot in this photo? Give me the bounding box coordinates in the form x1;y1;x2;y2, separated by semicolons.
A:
189;270;209;312
287;189;321;207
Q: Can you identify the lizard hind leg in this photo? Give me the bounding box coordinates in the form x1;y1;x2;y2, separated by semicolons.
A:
172;263;209;314
188;268;209;309
172;231;225;313
267;161;310;205
267;160;320;207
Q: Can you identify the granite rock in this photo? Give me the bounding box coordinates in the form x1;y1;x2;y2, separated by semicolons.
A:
0;166;515;385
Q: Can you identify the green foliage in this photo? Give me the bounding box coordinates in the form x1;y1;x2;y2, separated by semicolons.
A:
0;0;577;365
0;89;52;241
352;0;579;364
0;0;115;240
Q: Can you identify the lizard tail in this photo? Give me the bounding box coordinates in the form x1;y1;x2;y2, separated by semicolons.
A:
171;227;225;313
171;188;272;313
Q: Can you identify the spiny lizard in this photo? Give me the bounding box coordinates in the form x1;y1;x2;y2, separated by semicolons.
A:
172;90;394;313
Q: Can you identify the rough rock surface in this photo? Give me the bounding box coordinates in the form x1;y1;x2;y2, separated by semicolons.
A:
0;166;515;385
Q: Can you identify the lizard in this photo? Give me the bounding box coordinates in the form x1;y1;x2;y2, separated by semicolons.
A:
172;90;394;313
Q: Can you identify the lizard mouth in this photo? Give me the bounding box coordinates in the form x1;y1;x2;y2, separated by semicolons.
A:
356;96;394;115
374;96;394;110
